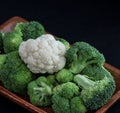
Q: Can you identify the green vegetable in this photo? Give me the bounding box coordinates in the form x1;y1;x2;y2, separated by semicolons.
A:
3;29;23;53
52;82;87;113
0;51;33;94
52;94;71;113
56;69;73;83
65;41;105;74
81;65;114;80
56;37;70;50
74;74;116;110
0;54;6;74
53;82;79;99
71;96;87;113
27;76;53;107
18;21;45;41
47;74;58;86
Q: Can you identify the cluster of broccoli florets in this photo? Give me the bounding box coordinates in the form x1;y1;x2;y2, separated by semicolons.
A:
0;20;116;113
0;20;46;95
26;41;115;113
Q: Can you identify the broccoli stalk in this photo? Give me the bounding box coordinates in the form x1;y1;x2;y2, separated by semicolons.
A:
65;41;105;74
74;74;116;110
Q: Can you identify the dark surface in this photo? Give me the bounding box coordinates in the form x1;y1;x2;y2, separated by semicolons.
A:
0;1;120;113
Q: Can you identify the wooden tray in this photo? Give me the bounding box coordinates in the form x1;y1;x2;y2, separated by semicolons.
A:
0;16;120;113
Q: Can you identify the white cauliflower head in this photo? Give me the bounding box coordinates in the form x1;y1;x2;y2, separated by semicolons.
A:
19;34;66;74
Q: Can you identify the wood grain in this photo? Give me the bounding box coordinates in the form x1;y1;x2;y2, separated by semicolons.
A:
0;16;120;113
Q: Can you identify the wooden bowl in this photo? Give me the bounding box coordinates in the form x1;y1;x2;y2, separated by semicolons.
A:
0;16;120;113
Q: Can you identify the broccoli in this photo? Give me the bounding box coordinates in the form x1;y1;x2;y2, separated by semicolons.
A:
81;64;114;81
27;76;53;107
70;96;87;113
52;94;71;113
0;31;2;47
0;54;6;76
0;51;34;94
52;82;87;113
65;41;105;74
17;21;45;41
56;37;70;50
3;29;23;53
73;74;116;110
47;74;58;86
56;69;73;83
2;21;45;53
53;82;79;99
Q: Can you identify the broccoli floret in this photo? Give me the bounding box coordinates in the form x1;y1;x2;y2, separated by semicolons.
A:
56;69;73;83
0;51;34;94
27;76;53;107
15;22;28;31
3;29;23;53
56;37;70;50
47;74;58;86
65;41;105;74
74;74;116;110
53;82;79;99
19;21;45;41
0;54;6;77
52;82;87;113
70;96;87;113
52;94;71;113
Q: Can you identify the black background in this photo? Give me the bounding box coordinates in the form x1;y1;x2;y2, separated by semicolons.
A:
0;1;120;113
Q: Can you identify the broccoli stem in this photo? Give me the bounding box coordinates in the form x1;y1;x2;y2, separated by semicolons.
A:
70;56;100;74
74;74;95;89
33;82;52;95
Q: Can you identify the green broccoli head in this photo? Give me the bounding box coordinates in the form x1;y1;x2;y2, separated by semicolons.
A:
56;69;73;83
53;82;79;99
47;74;58;86
70;96;87;113
65;41;105;74
27;76;53;107
0;51;33;94
56;37;70;50
20;21;45;41
3;29;23;53
52;94;71;113
74;74;116;110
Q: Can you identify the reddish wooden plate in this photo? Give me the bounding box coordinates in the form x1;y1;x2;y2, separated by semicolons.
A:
0;16;120;113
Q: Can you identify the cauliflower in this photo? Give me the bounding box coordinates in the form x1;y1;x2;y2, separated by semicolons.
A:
19;34;66;74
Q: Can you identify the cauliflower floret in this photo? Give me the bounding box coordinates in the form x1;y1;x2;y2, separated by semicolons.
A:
19;34;66;74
